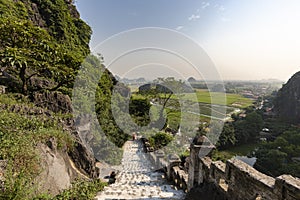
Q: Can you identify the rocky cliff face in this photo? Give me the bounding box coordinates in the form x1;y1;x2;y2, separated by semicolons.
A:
0;94;99;195
0;0;100;196
274;71;300;124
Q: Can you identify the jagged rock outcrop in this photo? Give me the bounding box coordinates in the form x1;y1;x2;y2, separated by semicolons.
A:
274;71;300;124
35;142;81;195
35;134;98;195
33;91;73;113
32;92;99;179
68;136;99;179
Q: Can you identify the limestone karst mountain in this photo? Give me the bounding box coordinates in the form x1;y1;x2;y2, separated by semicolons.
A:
274;71;300;124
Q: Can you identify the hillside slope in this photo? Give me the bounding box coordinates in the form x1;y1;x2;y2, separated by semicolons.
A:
274;71;300;124
0;0;106;199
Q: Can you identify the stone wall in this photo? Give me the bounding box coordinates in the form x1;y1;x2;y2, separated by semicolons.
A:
188;144;300;200
140;138;300;199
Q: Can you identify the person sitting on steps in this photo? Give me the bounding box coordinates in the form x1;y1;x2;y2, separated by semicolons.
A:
108;171;116;184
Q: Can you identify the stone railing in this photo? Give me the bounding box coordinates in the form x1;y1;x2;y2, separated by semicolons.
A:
169;165;189;193
150;151;189;192
188;143;300;200
142;144;189;193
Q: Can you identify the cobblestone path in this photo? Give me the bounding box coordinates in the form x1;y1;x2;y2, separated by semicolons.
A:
95;140;185;200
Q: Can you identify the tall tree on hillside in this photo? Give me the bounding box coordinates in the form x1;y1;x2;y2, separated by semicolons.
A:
0;18;81;94
0;19;59;94
139;77;185;130
0;0;92;95
216;122;236;149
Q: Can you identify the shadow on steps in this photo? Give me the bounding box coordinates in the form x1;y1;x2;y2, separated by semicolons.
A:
184;183;227;200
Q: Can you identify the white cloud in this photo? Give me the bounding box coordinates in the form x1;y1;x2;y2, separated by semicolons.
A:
188;14;200;21
176;26;184;30
202;2;210;9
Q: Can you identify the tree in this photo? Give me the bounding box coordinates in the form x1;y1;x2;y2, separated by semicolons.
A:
255;149;287;176
149;132;173;149
138;77;185;130
0;17;80;94
0;0;92;95
73;54;131;164
254;128;300;177
0;19;52;93
129;98;151;126
234;111;263;144
216;123;236;149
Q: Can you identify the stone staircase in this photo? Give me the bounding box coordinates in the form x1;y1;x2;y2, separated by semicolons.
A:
95;140;185;200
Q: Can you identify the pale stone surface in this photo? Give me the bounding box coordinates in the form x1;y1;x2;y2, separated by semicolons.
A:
95;140;185;200
36;143;74;195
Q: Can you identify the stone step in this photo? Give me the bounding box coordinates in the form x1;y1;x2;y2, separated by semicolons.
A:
95;140;185;199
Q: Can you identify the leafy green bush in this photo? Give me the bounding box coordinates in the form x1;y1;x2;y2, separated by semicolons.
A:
52;179;107;200
149;132;173;149
179;149;190;164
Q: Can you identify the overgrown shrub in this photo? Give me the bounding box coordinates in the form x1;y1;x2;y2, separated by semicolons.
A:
149;132;173;150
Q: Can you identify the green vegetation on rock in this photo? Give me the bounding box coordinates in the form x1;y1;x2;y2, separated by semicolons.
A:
0;95;73;199
51;179;107;200
0;1;109;199
0;0;91;95
74;54;131;165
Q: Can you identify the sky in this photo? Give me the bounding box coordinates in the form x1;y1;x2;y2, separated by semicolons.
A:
76;0;300;81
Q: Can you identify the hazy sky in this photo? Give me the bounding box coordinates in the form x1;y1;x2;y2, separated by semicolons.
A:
76;0;300;81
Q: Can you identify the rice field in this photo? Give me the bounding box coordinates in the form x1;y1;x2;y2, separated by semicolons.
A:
181;89;254;108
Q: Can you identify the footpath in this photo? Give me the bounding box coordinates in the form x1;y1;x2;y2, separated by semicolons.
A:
95;140;185;199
